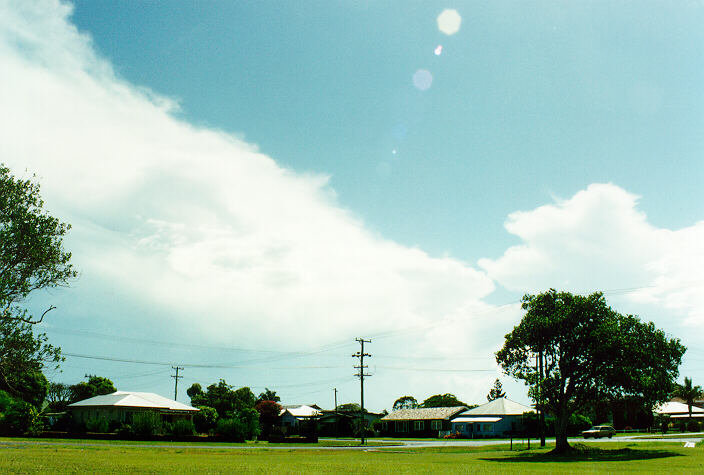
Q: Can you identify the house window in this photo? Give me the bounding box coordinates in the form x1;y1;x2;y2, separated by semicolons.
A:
381;422;388;431
482;423;494;432
414;420;425;431
395;421;409;432
430;420;442;431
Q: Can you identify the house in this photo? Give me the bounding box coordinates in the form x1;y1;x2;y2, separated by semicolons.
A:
380;406;467;437
68;391;198;426
655;400;704;419
279;404;322;432
451;397;533;437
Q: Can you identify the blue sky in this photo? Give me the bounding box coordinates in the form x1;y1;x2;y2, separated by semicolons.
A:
1;0;703;411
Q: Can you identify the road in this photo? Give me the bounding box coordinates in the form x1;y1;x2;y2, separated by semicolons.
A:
1;434;703;451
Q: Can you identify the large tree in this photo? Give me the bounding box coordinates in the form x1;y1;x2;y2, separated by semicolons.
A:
421;393;467;408
0;165;75;401
496;290;685;453
69;375;116;403
392;395;419;410
673;377;702;420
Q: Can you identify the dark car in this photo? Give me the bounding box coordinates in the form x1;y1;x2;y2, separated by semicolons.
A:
582;425;616;439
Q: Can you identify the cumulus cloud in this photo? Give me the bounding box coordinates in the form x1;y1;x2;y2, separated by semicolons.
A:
0;1;496;354
479;183;704;331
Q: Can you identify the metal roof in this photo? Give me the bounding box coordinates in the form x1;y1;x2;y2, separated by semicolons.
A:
280;405;322;418
381;406;467;421
67;391;198;412
460;398;533;416
655;401;704;415
452;417;502;423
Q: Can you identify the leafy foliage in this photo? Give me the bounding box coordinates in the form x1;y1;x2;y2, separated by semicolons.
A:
0;318;58;405
46;382;73;412
170;419;196;437
487;379;506;402
131;411;163;436
216;408;260;441
0;164;77;320
496;289;685;452
0;391;43;435
69;375;116;403
187;380;256;419
0;165;75;405
193;405;218;434
392;396;419;410
257;388;280;403
421;393;466;408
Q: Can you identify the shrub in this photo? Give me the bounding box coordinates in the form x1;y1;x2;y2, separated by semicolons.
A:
86;417;109;433
567;413;592;436
194;406;218;434
171;419;196;437
687;420;700;432
131;411;163;436
1;399;42;435
116;423;132;437
216;417;246;442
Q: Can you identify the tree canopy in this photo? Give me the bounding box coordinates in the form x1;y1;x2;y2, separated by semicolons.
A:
496;290;685;452
187;380;256;419
69;375;116;403
393;395;419;410
421;393;466;408
486;379;506;402
257;388;280;403
0;165;75;404
0;164;76;323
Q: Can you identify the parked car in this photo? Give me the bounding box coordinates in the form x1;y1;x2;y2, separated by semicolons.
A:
582;425;616;439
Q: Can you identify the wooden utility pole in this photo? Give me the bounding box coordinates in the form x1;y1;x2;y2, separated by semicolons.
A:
171;366;183;400
353;338;371;445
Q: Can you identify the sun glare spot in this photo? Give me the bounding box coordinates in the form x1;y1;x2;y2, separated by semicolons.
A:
437;9;462;35
412;69;433;91
434;45;443;56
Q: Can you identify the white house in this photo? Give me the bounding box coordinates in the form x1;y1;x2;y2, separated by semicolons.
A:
656;400;704;419
279;404;322;430
68;391;199;425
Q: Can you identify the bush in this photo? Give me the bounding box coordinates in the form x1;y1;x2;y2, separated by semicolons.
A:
216;417;246;442
0;399;43;435
131;411;163;436
116;423;132;437
194;406;218;434
567;413;592;436
86;417;109;433
687;420;700;432
171;419;195;437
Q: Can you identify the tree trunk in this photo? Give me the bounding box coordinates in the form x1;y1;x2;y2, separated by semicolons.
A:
552;406;572;453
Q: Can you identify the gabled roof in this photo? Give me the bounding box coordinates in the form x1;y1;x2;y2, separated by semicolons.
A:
67;391;198;412
460;398;533;416
656;401;704;415
381;406;467;421
280;405;322;418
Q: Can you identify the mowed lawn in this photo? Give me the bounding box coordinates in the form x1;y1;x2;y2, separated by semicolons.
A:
1;440;703;473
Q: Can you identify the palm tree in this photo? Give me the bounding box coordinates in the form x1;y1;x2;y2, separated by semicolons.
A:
673;377;703;419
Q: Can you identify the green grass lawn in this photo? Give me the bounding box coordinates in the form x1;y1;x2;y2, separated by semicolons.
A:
1;439;703;473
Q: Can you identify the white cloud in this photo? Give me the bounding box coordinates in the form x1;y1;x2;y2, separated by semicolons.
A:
479;183;704;333
0;1;496;354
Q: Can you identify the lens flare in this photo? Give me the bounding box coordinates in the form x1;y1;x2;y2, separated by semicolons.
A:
412;69;433;91
437;9;461;35
434;45;443;56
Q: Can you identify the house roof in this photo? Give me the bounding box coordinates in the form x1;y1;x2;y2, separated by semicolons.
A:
280;405;322;418
655;401;704;415
67;391;198;412
381;406;467;421
460;398;533;417
452;417;502;423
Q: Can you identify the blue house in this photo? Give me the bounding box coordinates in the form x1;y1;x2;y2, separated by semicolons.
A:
451;397;533;437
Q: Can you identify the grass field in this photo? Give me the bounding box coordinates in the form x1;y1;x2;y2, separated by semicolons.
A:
1;439;703;473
